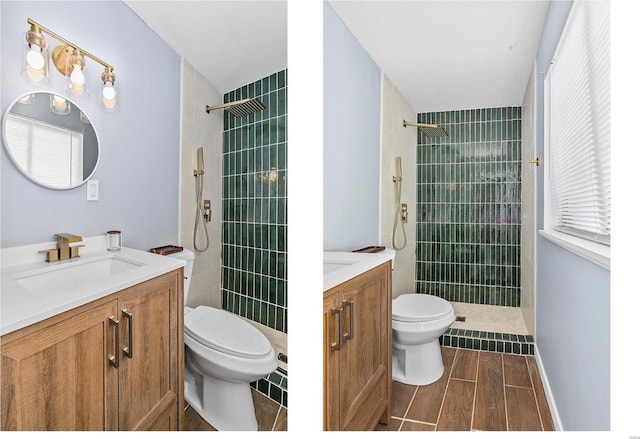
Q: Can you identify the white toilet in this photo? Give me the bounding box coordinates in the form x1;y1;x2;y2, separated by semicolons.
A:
391;293;456;386
169;249;277;431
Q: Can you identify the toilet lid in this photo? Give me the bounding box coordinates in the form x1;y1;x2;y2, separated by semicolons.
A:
392;294;453;322
184;306;273;359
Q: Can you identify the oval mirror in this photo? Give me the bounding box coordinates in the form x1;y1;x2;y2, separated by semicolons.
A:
2;91;100;190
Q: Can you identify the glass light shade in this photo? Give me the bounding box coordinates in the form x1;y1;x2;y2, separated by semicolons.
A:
65;50;88;98
18;94;35;104
50;94;70;115
102;83;117;110
26;46;45;70
69;64;85;86
101;69;117;111
102;83;116;101
21;29;49;84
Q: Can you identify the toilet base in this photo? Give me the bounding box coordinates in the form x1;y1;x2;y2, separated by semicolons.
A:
392;338;445;386
185;362;258;431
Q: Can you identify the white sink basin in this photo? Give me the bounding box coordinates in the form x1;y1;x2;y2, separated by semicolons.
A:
14;255;144;297
323;261;357;275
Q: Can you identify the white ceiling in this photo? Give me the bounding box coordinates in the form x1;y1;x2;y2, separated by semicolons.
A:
123;1;548;113
329;1;550;113
124;1;287;94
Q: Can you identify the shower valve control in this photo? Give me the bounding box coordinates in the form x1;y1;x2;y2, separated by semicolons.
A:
401;204;408;223
203;200;211;222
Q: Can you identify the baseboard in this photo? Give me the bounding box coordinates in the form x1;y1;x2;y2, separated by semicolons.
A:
534;345;564;431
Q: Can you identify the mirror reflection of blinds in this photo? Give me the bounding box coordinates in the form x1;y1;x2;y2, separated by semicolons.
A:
5;113;83;188
546;1;610;245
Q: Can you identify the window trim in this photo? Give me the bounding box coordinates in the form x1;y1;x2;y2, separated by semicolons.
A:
539;229;610;270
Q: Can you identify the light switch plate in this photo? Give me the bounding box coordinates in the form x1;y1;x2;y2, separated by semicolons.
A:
87;180;99;201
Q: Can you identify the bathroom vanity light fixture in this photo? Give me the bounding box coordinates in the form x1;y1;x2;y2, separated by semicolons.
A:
22;18;118;110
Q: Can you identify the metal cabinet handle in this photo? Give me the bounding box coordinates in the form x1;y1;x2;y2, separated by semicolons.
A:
108;316;119;368
330;307;344;351
342;300;355;341
122;309;133;358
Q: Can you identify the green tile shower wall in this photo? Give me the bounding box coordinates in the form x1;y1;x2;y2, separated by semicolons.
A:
221;69;287;333
416;107;522;307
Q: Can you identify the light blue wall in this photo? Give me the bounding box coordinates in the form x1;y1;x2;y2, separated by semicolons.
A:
535;1;610;430
1;1;181;251
323;2;381;251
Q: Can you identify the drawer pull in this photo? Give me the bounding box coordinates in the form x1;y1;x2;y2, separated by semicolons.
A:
122;310;133;358
330;307;344;351
108;316;119;368
342;300;354;341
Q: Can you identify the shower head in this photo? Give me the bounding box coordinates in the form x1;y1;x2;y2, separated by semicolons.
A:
403;119;448;138
418;125;448;137
205;97;265;118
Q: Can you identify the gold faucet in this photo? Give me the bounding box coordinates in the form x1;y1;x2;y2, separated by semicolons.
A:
55;233;84;260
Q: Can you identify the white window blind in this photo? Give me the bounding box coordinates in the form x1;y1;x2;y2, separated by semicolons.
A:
546;1;610;245
5;113;83;189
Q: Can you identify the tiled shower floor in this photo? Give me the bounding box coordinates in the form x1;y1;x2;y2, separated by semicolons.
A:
450;302;529;335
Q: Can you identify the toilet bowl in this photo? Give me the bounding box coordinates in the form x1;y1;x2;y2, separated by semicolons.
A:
168;249;277;431
391;293;456;386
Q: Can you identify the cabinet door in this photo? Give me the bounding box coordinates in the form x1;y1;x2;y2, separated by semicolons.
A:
339;264;390;430
1;301;119;430
116;271;181;431
323;291;341;431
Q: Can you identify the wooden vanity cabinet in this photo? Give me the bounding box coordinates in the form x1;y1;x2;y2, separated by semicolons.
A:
323;261;392;431
1;269;183;431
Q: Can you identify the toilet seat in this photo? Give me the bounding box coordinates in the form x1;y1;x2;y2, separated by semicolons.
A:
392;294;453;323
185;306;272;359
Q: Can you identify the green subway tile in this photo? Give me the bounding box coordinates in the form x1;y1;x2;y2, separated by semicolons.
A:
270;384;282;405
258;378;269;395
277;70;285;89
269;72;277;91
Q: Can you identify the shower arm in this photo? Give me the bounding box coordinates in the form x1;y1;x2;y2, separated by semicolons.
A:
402;120;440;129
206;98;256;113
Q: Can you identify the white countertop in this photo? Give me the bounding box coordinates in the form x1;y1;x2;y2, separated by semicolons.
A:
1;236;185;336
323;251;393;291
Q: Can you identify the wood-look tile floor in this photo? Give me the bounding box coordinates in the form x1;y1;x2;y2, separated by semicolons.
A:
183;389;287;431
376;347;555;431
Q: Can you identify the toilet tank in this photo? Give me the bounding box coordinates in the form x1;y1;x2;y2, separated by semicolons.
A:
166;249;195;301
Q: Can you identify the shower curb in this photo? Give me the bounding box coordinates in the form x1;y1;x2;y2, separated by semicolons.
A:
439;327;535;355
